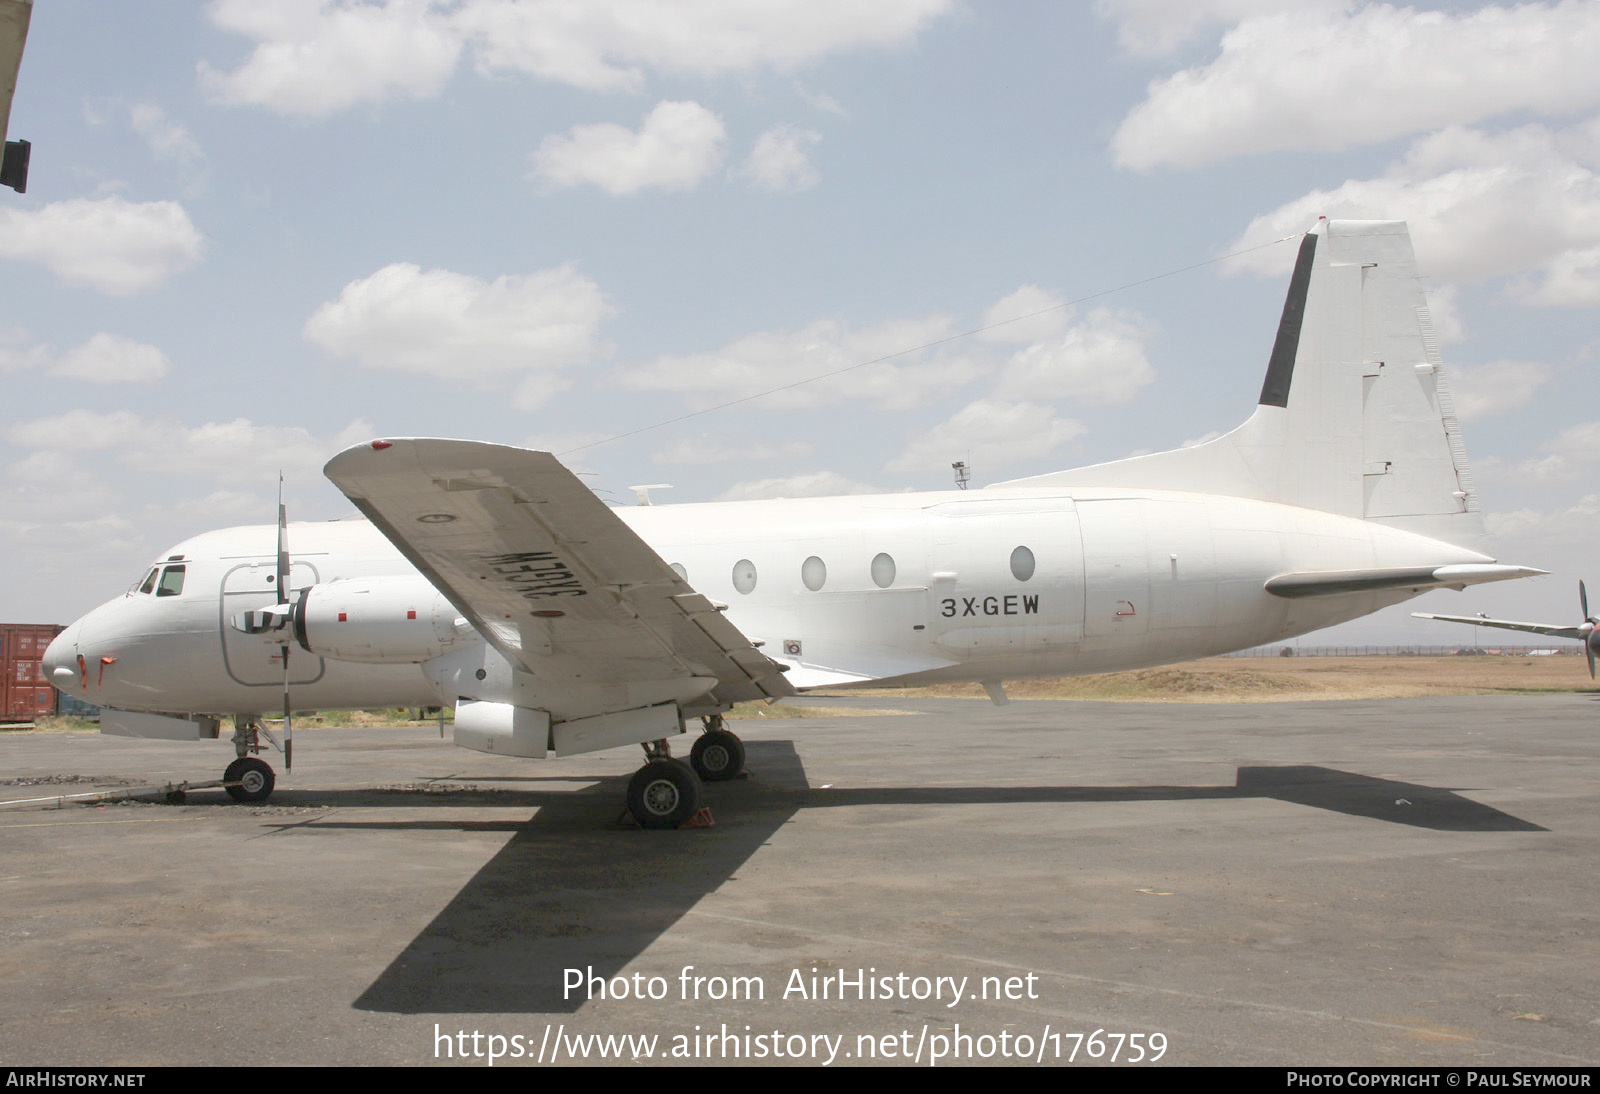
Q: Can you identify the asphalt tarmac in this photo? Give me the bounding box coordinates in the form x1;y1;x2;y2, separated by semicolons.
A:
2;693;1597;1068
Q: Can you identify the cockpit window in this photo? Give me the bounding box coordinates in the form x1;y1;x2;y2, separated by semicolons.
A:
156;565;187;597
137;568;159;595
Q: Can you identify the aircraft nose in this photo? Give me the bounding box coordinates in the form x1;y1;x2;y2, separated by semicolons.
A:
42;627;83;692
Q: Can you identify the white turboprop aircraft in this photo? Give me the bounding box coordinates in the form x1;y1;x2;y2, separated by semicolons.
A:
43;219;1545;827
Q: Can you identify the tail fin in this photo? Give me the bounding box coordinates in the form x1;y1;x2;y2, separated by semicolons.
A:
995;219;1483;550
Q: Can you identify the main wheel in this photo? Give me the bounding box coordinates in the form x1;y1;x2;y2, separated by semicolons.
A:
690;728;745;782
627;759;702;829
224;757;275;803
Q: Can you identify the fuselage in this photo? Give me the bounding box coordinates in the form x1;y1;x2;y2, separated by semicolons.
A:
44;484;1492;717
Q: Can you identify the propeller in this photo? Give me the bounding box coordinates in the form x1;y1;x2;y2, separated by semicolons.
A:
277;477;293;769
1581;580;1597;680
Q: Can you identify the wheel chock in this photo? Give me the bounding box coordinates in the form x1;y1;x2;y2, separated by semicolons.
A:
682;807;716;828
615;806;716;828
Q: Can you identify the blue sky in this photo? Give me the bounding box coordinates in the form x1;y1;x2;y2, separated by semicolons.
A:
2;1;1597;646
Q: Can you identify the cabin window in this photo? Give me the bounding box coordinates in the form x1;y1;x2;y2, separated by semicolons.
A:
871;552;896;589
156;565;187;598
670;563;688;581
732;559;758;595
801;556;827;591
1010;546;1035;582
137;568;159;595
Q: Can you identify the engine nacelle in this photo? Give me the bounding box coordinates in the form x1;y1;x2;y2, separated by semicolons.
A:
294;575;473;663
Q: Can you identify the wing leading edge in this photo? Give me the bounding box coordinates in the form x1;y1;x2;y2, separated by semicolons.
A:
324;439;795;715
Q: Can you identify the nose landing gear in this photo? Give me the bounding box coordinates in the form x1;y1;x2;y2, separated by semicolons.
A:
223;756;275;803
221;716;279;804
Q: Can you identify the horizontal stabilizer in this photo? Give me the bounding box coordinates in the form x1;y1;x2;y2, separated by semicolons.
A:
1265;563;1545;599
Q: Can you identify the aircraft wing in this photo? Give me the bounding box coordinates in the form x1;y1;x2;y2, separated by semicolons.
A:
323;439;795;712
1410;613;1586;640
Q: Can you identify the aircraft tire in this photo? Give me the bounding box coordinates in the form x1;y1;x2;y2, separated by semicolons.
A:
690;728;745;782
224;757;275;803
627;759;701;829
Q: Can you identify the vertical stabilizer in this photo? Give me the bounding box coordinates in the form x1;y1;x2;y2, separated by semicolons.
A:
995;220;1483;550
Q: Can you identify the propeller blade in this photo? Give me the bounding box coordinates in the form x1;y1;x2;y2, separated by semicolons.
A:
276;477;290;608
1582;579;1591;623
283;645;293;770
278;472;293;769
1587;633;1597;680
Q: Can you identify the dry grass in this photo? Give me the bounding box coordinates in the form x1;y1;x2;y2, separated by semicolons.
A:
6;715;101;734
726;702;912;719
821;655;1598;703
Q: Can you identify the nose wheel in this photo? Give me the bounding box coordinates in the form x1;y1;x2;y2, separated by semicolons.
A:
223;756;275;803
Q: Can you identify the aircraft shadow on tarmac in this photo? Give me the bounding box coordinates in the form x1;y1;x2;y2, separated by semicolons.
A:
340;741;1542;1015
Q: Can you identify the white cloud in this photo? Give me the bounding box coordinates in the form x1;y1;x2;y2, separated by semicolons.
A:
199;0;462;117
1474;419;1600;485
1;330;172;383
714;470;880;502
1447;360;1554;422
796;84;848;117
458;0;951;92
1222;121;1600;303
198;1;950;116
886;399;1087;474
1486;492;1600;542
1549;420;1600;465
740;125;821;192
620;314;978;412
530;100;726;195
1423;284;1467;344
1112;2;1600;170
1519;245;1600;307
0;196;204;295
653;434;813;465
978;285;1073;345
1094;0;1347;57
5;411;377;485
993;306;1155;405
0;328;51;375
128;101;209;195
303;262;614;408
129;102;205;167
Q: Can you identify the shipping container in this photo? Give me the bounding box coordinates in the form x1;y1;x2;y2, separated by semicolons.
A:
2;623;63;722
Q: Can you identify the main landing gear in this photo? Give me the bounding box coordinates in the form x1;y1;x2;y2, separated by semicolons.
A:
690;714;745;782
624;716;746;829
223;716;278;803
